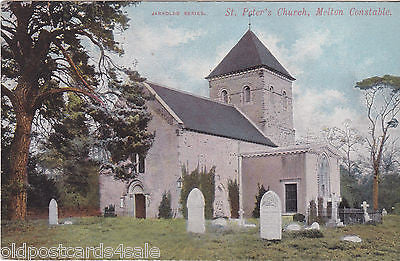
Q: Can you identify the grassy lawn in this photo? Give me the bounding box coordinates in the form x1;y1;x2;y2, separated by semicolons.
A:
1;215;399;260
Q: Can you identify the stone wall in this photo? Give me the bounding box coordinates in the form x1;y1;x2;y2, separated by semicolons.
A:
178;130;269;217
98;95;182;218
241;145;340;218
99;173;127;216
209;70;265;128
304;146;341;207
241;151;307;217
141;97;181;218
262;70;295;146
208;68;295;146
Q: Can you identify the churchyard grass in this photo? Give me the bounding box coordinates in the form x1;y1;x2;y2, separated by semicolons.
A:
1;215;399;260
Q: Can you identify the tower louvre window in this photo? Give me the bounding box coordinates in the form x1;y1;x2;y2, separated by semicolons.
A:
282;90;288;110
221;90;229;103
244;86;251;103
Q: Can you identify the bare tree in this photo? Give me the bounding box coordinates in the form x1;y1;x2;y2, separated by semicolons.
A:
356;75;400;210
381;138;400;176
322;119;365;175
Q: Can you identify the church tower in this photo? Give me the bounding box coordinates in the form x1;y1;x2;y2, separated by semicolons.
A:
206;29;295;147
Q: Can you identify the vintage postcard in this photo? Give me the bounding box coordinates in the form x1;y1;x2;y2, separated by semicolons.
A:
1;1;399;260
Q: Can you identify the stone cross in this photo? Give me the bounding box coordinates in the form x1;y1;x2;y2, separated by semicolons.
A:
49;198;58;225
361;201;369;211
260;191;282;240
361;201;371;222
187;188;205;233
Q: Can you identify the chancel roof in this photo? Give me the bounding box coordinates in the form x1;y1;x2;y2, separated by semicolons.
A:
206;30;295;80
147;82;277;147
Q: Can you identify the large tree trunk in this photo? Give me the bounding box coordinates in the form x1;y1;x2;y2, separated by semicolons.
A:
8;108;34;220
372;164;379;211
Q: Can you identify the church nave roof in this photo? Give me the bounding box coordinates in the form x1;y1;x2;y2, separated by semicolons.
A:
146;82;277;147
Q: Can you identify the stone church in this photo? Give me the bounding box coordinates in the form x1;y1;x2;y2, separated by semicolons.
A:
99;29;341;219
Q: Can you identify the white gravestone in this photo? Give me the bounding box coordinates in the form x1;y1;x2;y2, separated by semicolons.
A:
49;198;58;225
260;191;282;240
187;188;205;233
382;208;387;216
310;222;320;230
361;201;371;222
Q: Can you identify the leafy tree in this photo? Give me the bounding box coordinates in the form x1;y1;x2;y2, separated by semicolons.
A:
340;166;363;208
252;183;269;218
37;93;100;209
26;156;59;210
378;174;400;212
355;75;400;210
158;191;172;219
1;95;15;219
1;2;153;220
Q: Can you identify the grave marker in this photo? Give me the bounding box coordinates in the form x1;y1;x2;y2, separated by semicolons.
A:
260;191;282;240
361;201;371;222
187;188;205;233
49;198;58;225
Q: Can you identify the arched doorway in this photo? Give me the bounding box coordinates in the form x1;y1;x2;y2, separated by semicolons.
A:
128;180;146;219
135;194;146;219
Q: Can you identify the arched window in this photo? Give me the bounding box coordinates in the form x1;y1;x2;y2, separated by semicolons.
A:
282;90;288;110
243;86;250;103
270;86;275;104
221;90;229;103
317;155;330;197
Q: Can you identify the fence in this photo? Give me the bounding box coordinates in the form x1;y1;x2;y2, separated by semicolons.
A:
339;208;382;225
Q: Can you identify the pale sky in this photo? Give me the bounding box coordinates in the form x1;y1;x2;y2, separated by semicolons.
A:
117;2;400;140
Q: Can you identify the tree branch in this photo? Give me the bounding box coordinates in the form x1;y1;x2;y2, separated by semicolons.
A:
33;87;102;111
53;40;95;93
1;84;17;106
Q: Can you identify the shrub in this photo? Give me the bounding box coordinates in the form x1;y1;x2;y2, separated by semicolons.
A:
339;197;350;209
228;179;239;218
286;229;324;239
180;165;215;219
293;213;305;222
158;191;172;219
252;183;268;218
104;204;116;217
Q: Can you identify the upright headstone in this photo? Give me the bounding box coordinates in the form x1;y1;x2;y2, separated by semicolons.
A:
49;198;58;225
326;193;342;227
361;201;371;222
187;188;205;233
382;208;387;216
260;191;282;240
331;194;340;223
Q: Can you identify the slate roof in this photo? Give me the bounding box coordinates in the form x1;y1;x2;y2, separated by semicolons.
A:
206;30;295;80
147;82;277;147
